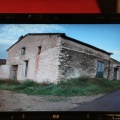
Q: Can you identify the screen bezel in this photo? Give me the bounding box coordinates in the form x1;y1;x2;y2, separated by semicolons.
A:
0;13;120;120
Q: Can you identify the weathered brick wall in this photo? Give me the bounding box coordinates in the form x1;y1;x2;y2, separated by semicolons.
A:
0;65;10;79
6;34;61;83
59;38;110;80
109;59;120;80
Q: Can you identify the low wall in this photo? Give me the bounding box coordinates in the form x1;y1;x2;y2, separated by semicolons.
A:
0;65;10;79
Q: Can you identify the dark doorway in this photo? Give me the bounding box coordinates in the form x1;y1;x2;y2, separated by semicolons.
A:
96;61;105;78
12;65;18;79
113;68;118;80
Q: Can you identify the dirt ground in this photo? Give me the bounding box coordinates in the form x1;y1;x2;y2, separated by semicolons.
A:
0;90;104;111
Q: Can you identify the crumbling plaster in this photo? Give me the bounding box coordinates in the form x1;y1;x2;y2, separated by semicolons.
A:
6;34;61;83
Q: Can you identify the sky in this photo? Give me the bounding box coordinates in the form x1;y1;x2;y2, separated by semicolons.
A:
0;24;120;61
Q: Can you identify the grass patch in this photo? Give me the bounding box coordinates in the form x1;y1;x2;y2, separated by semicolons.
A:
0;78;120;96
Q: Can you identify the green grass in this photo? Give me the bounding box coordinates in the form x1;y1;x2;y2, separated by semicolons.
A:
0;77;120;96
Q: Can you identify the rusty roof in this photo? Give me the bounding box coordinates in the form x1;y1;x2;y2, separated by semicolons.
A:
7;33;112;55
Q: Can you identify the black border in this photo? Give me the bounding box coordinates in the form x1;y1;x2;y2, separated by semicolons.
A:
0;13;120;120
1;111;120;120
0;13;120;24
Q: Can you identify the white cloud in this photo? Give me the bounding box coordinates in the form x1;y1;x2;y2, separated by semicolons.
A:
111;50;120;62
102;49;120;62
0;24;65;39
0;24;65;44
111;56;120;62
112;50;120;55
0;24;65;59
0;39;16;45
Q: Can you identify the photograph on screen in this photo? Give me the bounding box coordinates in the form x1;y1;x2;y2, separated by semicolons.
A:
0;24;120;111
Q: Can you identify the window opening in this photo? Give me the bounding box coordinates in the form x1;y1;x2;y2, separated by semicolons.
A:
21;47;26;55
38;46;41;54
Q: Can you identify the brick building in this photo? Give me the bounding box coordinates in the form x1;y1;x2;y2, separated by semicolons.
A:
1;33;120;83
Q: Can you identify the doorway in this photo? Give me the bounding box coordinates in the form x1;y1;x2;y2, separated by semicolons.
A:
96;61;105;78
12;65;18;79
113;68;118;80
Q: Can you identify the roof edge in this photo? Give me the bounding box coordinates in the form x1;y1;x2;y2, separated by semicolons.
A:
111;58;120;63
61;34;112;55
7;33;112;56
6;33;65;51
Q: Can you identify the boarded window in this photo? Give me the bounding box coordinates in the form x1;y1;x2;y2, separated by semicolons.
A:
38;46;41;54
21;47;26;55
24;60;28;77
96;61;105;78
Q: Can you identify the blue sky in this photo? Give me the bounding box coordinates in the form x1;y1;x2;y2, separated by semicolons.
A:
0;24;120;61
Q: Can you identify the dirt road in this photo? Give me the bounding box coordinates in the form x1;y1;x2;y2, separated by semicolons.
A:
0;90;104;111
